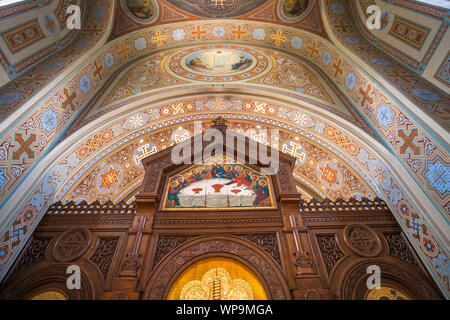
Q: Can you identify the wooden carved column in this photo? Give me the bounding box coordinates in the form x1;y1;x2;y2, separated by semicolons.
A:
110;154;167;299
277;161;325;300
135;154;168;295
109;199;153;299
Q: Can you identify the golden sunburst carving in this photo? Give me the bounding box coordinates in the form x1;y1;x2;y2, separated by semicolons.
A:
180;267;254;300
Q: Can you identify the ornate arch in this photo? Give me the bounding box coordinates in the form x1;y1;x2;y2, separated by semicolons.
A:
0;86;447;296
1;20;447;216
332;259;442;300
0;2;447;298
0;262;101;300
143;235;290;300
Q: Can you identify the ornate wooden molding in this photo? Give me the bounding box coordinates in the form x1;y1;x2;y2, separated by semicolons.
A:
153;233;282;269
46;201;136;215
383;232;420;269
154;217;283;225
1;264;94;300
300;197;389;213
13;237;51;274
145;237;289;300
90;238;119;280
316;234;345;275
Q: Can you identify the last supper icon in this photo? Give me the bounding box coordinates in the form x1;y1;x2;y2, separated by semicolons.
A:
163;162;275;210
183;49;255;76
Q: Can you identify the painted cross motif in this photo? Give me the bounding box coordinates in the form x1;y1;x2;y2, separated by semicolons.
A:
232;25;246;39
253;102;267;113
271;30;286;46
398;128;421;155
44;15;56;34
307;42;319;58
12;133;36;160
20;74;48;86
100;167;121;191
359;84;374;107
434;106;450;122
133;144;158;166
387;70;416;83
172;103;185;115
62;88;76;111
93;61;103;80
204;0;235;10
152;31;167;46
333;59;343;78
192;26;206;40
319;163;338;185
117;43;131;60
282;142;306;164
334;21;353;32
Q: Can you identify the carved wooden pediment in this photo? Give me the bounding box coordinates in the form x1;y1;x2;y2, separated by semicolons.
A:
138;122;299;210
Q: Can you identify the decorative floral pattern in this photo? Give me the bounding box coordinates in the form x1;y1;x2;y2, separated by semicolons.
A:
0;6;448;296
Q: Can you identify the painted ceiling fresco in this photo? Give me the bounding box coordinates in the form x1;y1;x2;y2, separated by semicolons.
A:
0;0;448;298
280;0;312;21
355;0;449;92
66;45;372;138
110;0;327;39
165;0;270;18
0;0;112;119
0;0;84;85
8;91;447;296
55;117;376;207
125;0;156;20
99;44;334;104
324;0;449;130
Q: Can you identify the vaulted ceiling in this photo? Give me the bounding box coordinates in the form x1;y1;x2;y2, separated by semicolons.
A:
0;0;448;297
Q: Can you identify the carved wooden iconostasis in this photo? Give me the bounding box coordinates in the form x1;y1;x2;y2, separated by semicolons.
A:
0;121;443;300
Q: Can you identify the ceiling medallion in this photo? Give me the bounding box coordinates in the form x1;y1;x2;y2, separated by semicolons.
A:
120;0;159;24
277;0;313;23
165;45;272;82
